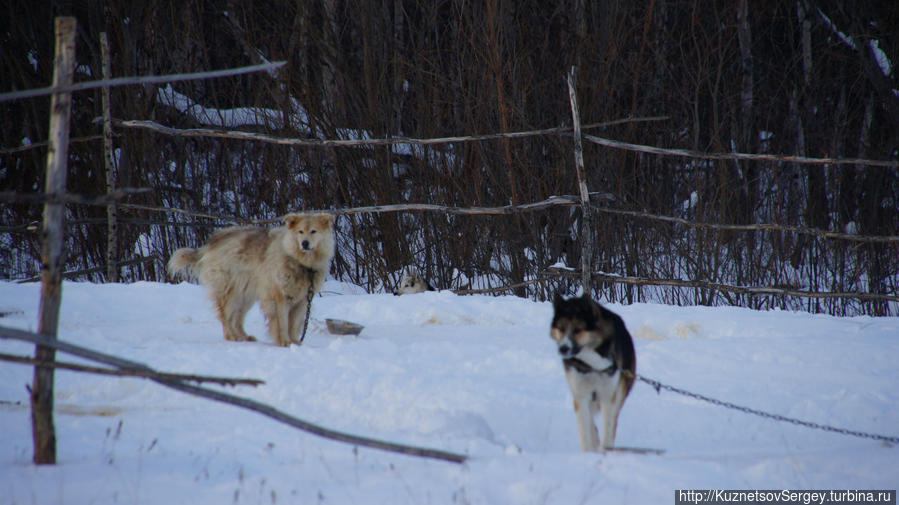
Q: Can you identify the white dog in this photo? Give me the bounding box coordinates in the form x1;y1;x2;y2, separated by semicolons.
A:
393;268;435;295
168;213;335;346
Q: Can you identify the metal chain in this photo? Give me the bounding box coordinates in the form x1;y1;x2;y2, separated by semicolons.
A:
297;268;316;346
634;373;899;444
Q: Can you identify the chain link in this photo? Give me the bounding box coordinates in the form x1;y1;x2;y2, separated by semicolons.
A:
634;373;899;444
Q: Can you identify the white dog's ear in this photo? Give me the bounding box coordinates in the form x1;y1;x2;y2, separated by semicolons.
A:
319;213;335;228
283;214;301;230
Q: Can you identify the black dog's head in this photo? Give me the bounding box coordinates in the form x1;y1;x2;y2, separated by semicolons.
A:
550;293;619;359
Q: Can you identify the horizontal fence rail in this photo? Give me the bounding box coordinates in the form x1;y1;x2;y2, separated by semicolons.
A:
584;133;899;168
0;188;150;207
545;267;899;304
16;256;159;284
591;206;899;244
111;196;587;225
103;117;899;169
0;134;105;155
8;194;894;244
0;61;286;103
113;117;667;147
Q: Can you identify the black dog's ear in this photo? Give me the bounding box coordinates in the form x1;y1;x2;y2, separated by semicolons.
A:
589;296;605;319
588;298;617;336
553;292;565;308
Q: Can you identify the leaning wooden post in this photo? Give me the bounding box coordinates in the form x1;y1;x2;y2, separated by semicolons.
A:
32;16;76;465
567;66;593;295
100;32;119;282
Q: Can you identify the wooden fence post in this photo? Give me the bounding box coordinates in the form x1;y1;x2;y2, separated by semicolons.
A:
32;16;76;465
567;66;593;295
100;32;119;282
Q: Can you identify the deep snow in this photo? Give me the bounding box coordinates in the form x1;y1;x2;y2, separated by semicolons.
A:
1;280;897;504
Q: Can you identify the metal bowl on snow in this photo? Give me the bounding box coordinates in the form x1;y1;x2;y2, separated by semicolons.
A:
325;318;364;336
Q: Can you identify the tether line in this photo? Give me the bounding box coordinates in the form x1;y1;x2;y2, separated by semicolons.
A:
634;373;899;444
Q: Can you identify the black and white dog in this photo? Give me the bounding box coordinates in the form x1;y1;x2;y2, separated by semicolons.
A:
550;294;636;451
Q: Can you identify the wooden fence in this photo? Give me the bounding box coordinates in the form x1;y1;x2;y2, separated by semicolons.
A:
3;19;899;305
3;27;898;304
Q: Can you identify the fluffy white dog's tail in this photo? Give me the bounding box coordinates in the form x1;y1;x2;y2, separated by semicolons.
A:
167;247;202;281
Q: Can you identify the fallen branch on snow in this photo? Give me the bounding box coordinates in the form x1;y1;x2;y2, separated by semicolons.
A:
0;325;468;464
0;352;264;387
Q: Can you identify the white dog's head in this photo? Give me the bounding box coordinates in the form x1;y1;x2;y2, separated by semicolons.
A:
393;268;437;295
283;213;334;254
395;271;427;295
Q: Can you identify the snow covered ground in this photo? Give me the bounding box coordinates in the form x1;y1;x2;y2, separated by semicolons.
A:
1;280;897;504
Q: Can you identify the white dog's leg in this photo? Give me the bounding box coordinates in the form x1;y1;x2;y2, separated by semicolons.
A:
229;294;256;341
276;301;291;346
216;291;255;342
262;298;291;347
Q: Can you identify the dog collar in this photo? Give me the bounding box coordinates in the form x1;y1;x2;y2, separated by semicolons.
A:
563;357;617;375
